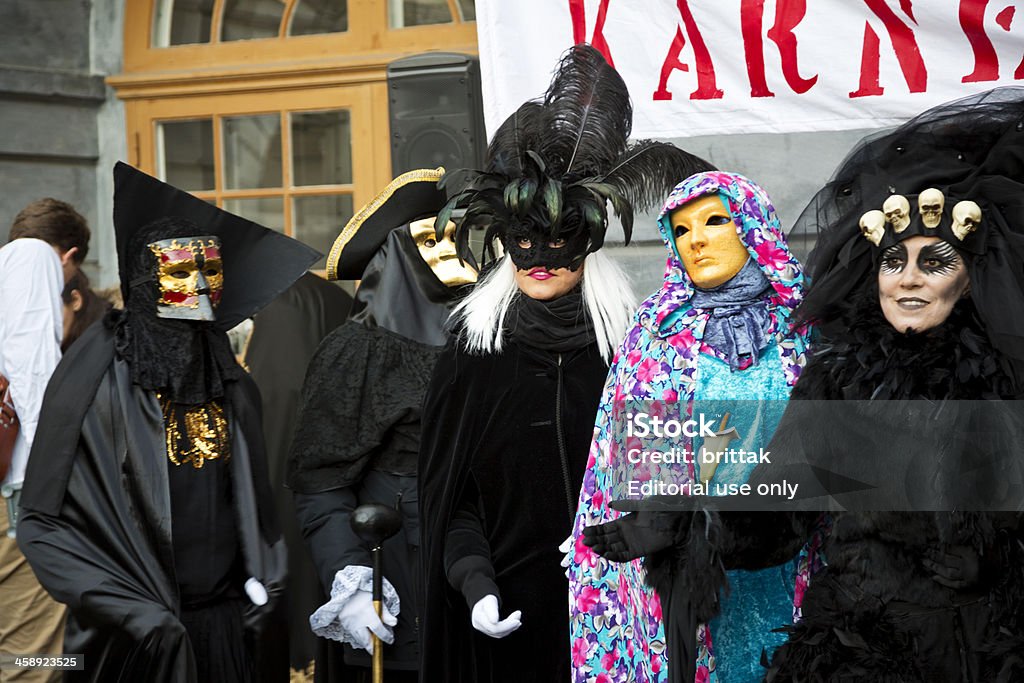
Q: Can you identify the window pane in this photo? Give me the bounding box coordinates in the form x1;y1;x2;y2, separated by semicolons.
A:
223;197;285;232
289;0;348;35
456;0;475;21
222;0;285;41
223;114;283;189
292;110;352;186
388;0;452;28
158;119;215;191
153;0;215;46
293;195;354;268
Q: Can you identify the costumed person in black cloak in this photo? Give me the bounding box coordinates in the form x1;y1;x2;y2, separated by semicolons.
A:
583;88;1024;682
16;161;319;683
243;272;352;682
287;167;478;683
418;44;713;683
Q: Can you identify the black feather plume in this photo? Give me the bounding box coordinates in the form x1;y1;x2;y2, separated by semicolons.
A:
602;140;714;212
486;101;545;177
539;45;632;178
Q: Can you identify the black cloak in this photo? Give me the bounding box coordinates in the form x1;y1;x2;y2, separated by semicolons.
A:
418;338;608;683
245;272;352;678
17;161;318;683
287;175;471;676
17;321;284;682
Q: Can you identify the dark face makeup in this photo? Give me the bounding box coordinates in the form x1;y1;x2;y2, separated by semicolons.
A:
148;236;224;321
878;235;969;333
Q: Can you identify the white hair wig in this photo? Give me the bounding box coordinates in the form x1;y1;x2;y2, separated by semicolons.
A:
452;252;637;362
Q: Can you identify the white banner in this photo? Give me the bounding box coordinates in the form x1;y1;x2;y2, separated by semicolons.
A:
476;0;1024;138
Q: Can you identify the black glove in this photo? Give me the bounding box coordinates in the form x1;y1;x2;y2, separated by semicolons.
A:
922;545;981;590
582;511;681;562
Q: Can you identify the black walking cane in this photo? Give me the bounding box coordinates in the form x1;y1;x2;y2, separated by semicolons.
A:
350;503;403;683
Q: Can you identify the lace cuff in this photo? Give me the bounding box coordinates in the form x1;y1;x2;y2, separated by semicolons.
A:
309;565;400;643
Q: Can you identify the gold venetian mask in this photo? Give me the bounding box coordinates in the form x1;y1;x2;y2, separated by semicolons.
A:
148;236;224;321
408;218;478;287
671;194;750;289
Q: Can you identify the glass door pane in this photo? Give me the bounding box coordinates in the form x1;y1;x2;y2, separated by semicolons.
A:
388;0;452;28
293;195;354;267
153;0;215;46
223;114;283;189
157;119;216;191
291;110;352;186
224;197;285;231
289;0;348;35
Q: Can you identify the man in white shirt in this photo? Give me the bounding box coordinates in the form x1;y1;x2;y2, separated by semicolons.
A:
0;198;89;681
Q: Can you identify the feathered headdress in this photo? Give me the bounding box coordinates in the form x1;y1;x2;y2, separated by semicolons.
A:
436;45;713;268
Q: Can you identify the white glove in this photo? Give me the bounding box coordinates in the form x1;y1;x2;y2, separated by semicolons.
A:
244;577;269;606
309;566;401;654
336;589;397;654
471;594;521;638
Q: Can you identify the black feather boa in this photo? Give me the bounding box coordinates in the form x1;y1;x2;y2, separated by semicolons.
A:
794;285;1017;401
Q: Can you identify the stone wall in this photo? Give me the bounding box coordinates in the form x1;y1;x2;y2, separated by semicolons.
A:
0;0;126;287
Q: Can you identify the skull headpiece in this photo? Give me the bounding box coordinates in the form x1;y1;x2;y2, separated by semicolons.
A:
882;195;911;233
918;188;945;229
951;200;982;241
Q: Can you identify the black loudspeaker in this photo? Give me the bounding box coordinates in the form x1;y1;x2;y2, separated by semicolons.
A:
387;52;487;177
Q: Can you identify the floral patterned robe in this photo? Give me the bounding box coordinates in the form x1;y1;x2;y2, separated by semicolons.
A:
566;172;819;683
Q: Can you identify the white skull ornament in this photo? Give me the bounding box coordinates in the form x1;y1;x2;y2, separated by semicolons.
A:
882;195;911;233
951;200;982;241
918;188;945;229
859;210;886;246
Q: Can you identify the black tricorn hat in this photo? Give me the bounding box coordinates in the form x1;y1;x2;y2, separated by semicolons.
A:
325;167;446;280
113;161;320;330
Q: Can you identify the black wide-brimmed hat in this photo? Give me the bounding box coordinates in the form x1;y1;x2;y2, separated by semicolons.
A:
113;161;320;330
325;167;447;280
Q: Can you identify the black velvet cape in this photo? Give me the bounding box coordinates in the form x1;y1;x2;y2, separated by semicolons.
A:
17;321;285;683
418;339;608;683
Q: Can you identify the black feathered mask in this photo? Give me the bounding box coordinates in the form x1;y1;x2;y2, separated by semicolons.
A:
436;44;714;271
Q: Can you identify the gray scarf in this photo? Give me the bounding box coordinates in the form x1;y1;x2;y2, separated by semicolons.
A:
690;258;773;370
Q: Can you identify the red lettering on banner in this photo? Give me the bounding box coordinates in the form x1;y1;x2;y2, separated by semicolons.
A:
996;5;1015;30
961;0;999;82
567;0;615;66
653;0;723;100
742;0;775;96
851;24;885;97
1004;8;1024;80
741;0;817;97
849;0;928;97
